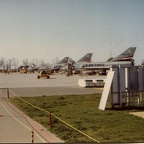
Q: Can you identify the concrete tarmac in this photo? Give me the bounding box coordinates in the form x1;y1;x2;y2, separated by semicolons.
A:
0;72;103;143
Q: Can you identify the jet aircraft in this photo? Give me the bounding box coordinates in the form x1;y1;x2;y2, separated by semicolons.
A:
60;47;136;75
59;53;93;74
38;57;71;73
27;64;39;73
18;63;39;73
51;57;73;72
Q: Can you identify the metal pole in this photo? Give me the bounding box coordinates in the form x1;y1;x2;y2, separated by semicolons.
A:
49;113;52;128
7;88;9;99
31;130;34;143
119;65;122;108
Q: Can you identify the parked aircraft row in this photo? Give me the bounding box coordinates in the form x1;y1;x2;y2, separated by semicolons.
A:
59;47;136;75
2;47;137;75
15;53;92;74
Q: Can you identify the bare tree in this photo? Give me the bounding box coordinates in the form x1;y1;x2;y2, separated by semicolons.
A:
141;59;144;66
0;60;4;67
23;58;29;66
55;56;59;64
0;57;7;69
11;58;19;69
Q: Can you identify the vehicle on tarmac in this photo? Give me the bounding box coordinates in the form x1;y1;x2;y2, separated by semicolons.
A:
37;70;50;79
3;68;11;74
20;68;27;74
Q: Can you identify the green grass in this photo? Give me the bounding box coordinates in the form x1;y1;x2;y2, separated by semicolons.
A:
9;94;144;142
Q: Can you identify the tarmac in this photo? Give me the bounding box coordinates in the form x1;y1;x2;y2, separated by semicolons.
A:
0;72;103;143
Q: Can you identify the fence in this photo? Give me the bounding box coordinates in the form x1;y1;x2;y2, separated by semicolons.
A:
0;88;100;143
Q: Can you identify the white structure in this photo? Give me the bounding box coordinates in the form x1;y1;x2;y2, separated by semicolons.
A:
99;66;144;110
78;77;106;88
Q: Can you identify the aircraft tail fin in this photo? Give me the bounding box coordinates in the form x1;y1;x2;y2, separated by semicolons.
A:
58;57;69;64
68;57;76;65
77;53;93;62
111;47;136;62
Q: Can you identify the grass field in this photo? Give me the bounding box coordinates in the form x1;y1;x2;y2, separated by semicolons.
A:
9;93;144;143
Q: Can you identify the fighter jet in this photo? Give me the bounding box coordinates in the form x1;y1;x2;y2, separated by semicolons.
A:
38;57;72;73
59;53;93;74
51;57;73;73
72;47;136;75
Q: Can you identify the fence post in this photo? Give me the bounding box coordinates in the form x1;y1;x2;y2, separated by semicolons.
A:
49;113;52;128
7;88;9;99
31;129;34;143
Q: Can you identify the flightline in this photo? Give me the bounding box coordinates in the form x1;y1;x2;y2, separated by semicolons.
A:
9;89;100;143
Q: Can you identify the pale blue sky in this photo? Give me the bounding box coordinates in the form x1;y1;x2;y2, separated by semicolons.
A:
0;0;144;65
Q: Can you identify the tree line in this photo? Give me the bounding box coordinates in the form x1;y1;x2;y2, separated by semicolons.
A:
0;57;60;70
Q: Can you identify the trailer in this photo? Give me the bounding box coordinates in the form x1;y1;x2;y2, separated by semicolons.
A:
37;70;50;79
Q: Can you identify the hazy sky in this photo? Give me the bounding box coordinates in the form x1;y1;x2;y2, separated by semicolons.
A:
0;0;144;65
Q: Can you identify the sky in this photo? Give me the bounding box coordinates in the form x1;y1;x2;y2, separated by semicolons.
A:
0;0;144;65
